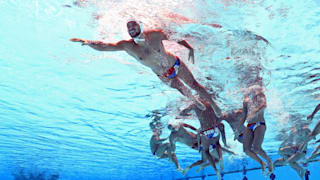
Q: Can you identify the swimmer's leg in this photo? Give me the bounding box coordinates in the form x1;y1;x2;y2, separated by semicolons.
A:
288;161;305;180
159;76;205;110
253;125;273;174
202;137;221;180
287;151;306;179
184;151;206;175
243;127;266;175
156;143;182;171
177;61;221;116
308;144;320;161
273;158;286;166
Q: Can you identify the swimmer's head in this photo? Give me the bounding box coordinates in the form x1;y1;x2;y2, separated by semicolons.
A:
168;124;175;132
150;122;163;135
149;122;156;130
127;19;144;43
168;123;180;132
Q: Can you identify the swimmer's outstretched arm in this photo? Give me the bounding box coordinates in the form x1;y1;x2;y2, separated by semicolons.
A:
155;30;194;63
183;123;198;131
70;38;130;51
308;104;320;120
179;104;196;116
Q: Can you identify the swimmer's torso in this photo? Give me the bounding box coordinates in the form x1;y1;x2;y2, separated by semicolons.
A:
150;135;160;153
125;31;177;75
246;90;266;124
194;102;218;130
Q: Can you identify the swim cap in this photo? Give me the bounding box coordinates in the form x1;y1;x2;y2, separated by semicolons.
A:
149;122;156;129
127;19;145;43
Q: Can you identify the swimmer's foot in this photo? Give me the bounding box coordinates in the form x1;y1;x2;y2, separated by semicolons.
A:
182;166;190;175
177;167;183;173
299;169;306;180
216;171;221;180
261;162;267;176
267;160;274;175
219;160;224;172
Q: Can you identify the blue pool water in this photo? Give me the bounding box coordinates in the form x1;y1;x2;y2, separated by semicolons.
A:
1;0;320;179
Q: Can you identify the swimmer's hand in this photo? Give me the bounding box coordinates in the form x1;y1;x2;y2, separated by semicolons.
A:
179;112;192;117
307;114;313;121
70;38;89;46
177;167;184;172
188;48;195;64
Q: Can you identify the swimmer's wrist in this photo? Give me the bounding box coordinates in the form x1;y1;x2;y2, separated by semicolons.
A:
85;40;92;45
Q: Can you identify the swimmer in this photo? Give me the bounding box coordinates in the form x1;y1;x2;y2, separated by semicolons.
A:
305;104;320;142
183;142;236;175
168;122;230;174
274;126;311;180
179;98;223;180
70;19;221;116
235;85;273;175
149;123;182;171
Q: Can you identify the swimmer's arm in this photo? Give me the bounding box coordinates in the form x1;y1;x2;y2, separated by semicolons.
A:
158;137;168;142
169;136;176;152
180;104;196;116
154;135;168;144
308;104;320;120
70;38;129;51
183;123;198;131
239;101;248;127
246;94;267;121
218;123;228;148
177;40;194;63
155;138;168;144
157;30;193;50
154;31;195;63
87;40;130;51
246;30;270;45
248;104;266;120
234;101;248;139
177;40;193;50
315;139;320;144
219;112;229;121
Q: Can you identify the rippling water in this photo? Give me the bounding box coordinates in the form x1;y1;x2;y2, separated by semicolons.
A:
0;0;320;179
